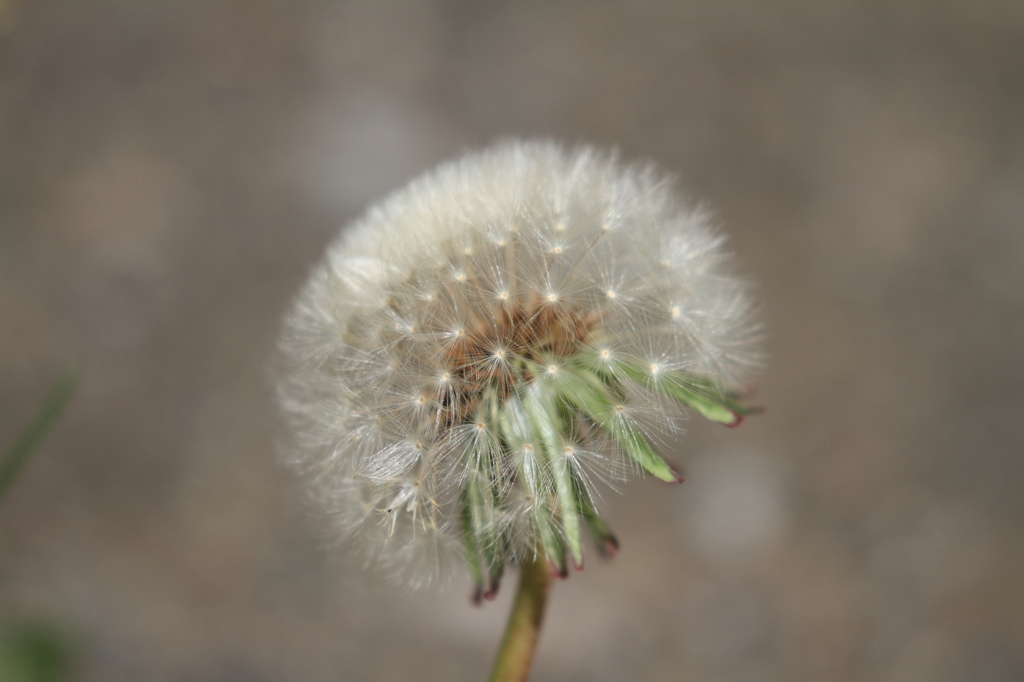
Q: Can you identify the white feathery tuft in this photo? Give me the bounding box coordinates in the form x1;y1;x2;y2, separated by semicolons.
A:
279;140;761;592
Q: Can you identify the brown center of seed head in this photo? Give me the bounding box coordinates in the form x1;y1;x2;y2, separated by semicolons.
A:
440;292;592;422
368;283;587;428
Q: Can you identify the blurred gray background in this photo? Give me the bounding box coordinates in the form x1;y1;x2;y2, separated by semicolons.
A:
2;1;1023;680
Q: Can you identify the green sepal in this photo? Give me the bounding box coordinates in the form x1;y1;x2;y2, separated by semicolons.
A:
459;489;486;604
554;448;585;570
521;384;584;570
578;494;619;559
554;367;682;484
537;510;568;579
616;358;747;426
605;413;683;483
483;541;504;600
461;408;505;603
661;377;746;425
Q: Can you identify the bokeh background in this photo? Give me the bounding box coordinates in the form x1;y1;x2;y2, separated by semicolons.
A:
2;1;1023;680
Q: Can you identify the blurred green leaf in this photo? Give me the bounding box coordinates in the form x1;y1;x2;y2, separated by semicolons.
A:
0;621;72;682
0;369;79;502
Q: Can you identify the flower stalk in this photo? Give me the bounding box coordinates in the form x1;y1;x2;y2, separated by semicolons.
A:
489;547;551;682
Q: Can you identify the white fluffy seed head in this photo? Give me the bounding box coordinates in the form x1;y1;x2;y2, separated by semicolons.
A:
279;140;761;587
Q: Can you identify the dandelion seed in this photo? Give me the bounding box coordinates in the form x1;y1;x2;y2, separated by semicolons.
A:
278;140;761;593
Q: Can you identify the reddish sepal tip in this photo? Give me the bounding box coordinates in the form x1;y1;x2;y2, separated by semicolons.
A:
597;534;620;559
666;462;687;484
548;560;569;580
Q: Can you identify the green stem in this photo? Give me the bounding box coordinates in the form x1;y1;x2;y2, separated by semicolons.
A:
488;547;552;682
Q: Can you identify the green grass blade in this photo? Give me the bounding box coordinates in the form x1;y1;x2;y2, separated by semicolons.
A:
0;369;79;502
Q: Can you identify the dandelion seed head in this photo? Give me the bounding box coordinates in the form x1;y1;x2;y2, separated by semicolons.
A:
279;140;761;588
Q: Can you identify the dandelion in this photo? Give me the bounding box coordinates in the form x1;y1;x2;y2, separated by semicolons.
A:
278;140;761;680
